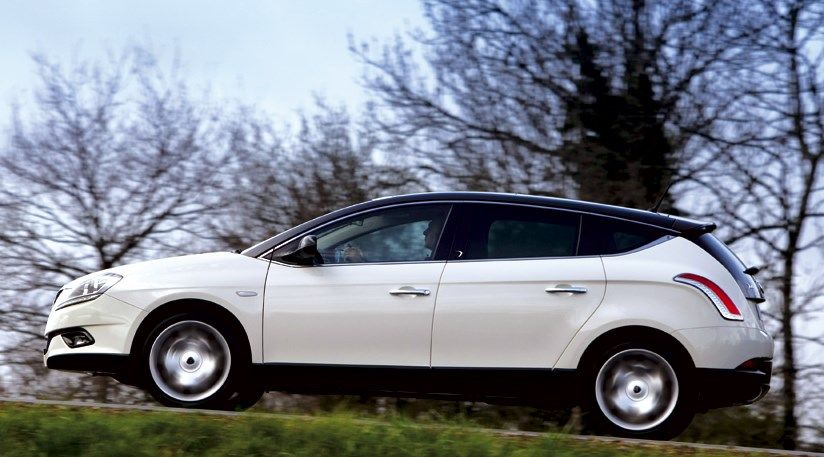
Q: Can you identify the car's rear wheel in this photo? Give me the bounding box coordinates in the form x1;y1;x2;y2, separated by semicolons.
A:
142;314;251;410
585;343;694;440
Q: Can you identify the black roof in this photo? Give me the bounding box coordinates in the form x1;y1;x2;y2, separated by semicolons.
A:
242;192;714;257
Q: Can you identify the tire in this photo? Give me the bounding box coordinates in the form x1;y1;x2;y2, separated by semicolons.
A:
141;313;252;410
223;388;265;411
583;342;694;440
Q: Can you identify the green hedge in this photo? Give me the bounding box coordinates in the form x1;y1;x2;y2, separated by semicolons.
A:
0;404;760;456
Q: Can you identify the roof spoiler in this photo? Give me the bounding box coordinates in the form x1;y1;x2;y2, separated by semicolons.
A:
671;218;717;238
670;216;717;238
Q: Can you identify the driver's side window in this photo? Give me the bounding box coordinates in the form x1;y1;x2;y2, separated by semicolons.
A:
312;204;451;264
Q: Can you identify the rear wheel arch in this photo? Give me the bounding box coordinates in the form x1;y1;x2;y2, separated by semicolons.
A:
577;325;697;439
577;325;695;372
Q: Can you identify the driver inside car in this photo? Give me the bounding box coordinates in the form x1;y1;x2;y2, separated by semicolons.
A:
340;218;443;263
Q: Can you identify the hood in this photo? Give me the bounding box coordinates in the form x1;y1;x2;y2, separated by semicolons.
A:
96;251;269;310
60;252;248;290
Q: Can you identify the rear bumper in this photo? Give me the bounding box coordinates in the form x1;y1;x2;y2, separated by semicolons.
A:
673;326;774;369
695;361;771;409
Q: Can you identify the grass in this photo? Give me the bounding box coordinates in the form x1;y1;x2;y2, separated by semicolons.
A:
0;404;773;456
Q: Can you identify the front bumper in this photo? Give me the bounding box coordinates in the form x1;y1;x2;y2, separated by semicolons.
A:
44;293;144;373
45;353;130;375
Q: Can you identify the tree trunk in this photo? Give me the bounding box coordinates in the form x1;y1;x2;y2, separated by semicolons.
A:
780;239;798;450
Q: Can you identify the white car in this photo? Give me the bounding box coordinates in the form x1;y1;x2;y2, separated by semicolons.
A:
44;192;772;439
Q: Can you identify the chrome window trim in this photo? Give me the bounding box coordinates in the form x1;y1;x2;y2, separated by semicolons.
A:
441;236;673;264
257;200;679;265
271;259;449;268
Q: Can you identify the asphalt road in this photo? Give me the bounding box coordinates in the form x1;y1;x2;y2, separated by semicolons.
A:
1;397;820;456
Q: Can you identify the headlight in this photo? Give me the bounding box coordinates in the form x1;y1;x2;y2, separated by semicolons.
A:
54;273;123;310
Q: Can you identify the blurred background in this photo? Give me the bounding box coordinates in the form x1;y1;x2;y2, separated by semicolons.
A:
0;0;821;451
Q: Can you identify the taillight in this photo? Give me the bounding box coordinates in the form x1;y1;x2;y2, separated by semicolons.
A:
674;273;743;321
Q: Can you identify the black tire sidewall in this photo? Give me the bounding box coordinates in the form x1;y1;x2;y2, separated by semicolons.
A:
140;312;246;409
583;341;695;440
223;387;265;411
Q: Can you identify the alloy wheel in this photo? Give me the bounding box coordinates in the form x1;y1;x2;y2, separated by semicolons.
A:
594;348;679;431
148;320;232;402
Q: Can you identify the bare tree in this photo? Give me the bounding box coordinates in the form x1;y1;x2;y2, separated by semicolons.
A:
212;100;421;249
684;0;824;449
0;48;232;401
353;0;752;208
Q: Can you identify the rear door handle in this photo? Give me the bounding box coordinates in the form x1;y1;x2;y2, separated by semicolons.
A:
545;285;588;295
389;287;431;296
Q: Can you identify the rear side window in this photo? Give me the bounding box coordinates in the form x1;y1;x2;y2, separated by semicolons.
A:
463;204;579;260
579;215;670;256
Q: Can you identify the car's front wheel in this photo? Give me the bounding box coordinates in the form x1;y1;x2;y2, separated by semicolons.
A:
585;343;694;440
142;314;250;410
223;387;265;411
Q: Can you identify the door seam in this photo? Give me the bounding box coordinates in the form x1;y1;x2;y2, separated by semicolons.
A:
260;254;275;363
428;261;449;368
551;255;608;368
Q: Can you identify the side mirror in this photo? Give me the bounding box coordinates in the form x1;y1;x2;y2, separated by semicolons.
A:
279;235;319;265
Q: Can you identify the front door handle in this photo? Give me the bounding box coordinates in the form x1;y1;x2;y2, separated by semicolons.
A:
545;285;588;295
389;287;431;296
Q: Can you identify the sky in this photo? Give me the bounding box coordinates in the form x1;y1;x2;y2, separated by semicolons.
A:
0;0;425;127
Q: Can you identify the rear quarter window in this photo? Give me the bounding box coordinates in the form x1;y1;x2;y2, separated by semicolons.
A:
579;215;671;256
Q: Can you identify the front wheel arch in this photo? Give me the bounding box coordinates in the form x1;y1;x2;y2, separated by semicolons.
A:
126;299;252;384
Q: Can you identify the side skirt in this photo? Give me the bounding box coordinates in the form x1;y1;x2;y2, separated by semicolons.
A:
251;364;581;407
